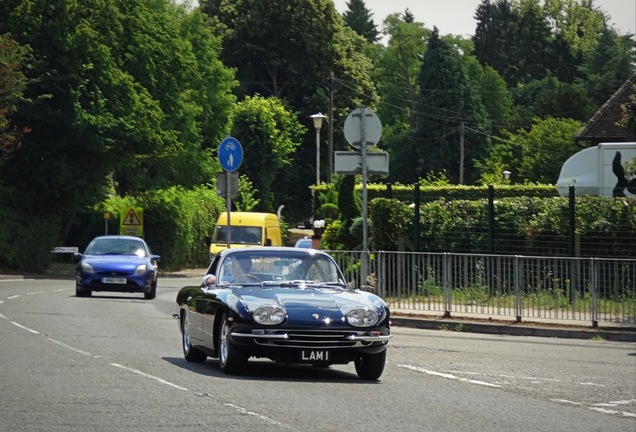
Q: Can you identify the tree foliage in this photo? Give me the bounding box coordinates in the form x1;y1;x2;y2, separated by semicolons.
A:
229;95;305;212
476;116;583;184
0;0;235;243
0;33;31;168
413;28;489;185
342;0;380;43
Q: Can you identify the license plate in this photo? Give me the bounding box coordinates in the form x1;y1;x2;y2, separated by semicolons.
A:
102;277;127;284
300;349;330;362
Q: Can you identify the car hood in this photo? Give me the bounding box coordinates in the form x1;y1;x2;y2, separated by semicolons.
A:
230;285;387;326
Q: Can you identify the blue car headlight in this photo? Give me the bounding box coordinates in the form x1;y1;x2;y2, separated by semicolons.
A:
346;309;379;327
80;262;95;273
252;306;286;325
134;264;148;275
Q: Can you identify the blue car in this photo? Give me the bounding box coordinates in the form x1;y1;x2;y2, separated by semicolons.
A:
294;236;312;248
175;247;391;380
74;235;160;299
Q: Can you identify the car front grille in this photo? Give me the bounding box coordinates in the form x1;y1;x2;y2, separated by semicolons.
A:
234;329;384;349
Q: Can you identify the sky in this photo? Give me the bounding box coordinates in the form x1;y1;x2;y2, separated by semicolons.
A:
332;0;636;40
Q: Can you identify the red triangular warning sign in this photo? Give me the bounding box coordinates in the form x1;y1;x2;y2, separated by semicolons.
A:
122;209;141;225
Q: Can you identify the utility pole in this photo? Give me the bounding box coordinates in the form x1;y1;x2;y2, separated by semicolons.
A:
328;71;335;182
459;121;465;185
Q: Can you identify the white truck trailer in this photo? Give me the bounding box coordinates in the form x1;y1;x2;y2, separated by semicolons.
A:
556;142;636;197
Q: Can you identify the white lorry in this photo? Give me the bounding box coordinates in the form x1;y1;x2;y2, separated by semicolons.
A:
556;142;636;197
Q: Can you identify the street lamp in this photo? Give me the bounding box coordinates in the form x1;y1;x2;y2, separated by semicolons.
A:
503;170;511;181
310;113;328;212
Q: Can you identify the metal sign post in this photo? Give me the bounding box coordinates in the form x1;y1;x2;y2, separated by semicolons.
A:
218;137;244;249
342;107;384;288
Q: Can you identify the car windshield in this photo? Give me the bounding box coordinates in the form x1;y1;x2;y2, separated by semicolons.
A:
213;226;261;245
85;238;148;257
217;250;343;285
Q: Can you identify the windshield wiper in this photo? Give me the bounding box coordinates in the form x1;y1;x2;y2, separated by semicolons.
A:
316;282;347;289
260;280;346;289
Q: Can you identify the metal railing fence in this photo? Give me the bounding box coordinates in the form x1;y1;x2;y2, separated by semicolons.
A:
329;250;636;327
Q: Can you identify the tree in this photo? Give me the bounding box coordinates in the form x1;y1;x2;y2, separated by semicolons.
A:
229;95;305;212
577;26;636;107
0;0;236;242
373;13;429;129
476;116;583;184
414;28;489;185
342;0;379;43
202;0;379;221
473;0;518;87
511;73;594;128
0;33;31;168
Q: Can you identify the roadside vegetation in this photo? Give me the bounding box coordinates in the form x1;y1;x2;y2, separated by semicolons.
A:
1;0;635;271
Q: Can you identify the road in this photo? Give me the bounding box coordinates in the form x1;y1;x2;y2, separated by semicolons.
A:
1;277;634;432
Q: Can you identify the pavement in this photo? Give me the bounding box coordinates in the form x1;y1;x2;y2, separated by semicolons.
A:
2;265;634;343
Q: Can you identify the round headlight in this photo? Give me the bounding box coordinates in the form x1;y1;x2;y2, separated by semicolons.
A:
269;308;285;324
252;306;286;325
346;310;363;326
253;307;270;324
363;310;379;326
346;309;378;327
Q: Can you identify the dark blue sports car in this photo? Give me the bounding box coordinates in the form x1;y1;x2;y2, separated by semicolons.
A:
175;247;391;380
74;235;160;299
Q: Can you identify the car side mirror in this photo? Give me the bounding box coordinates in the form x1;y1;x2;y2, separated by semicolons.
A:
265;238;272;246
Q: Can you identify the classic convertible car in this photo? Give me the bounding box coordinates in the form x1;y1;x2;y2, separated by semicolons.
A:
175;247;391;380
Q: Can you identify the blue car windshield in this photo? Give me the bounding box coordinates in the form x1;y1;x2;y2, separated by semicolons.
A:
85;239;148;257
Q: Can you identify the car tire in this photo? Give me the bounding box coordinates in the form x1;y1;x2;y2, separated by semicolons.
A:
75;283;91;297
218;312;247;374
144;282;156;300
354;349;387;380
182;316;207;363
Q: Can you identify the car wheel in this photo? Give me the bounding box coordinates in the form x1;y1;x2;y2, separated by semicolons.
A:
182;316;206;363
75;283;91;297
354;349;387;380
144;283;156;300
218;312;247;374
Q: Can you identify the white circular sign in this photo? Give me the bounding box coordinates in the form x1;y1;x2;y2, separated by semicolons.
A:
344;108;382;149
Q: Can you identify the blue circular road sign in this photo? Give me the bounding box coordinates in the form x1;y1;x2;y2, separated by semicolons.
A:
218;137;243;172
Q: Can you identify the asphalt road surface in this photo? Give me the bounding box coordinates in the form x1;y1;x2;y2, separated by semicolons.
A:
1;277;634;432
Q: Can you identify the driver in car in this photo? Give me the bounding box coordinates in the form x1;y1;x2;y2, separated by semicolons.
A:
203;255;256;285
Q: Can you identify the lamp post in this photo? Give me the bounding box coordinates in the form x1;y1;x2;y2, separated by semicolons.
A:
503;170;511;181
310;113;328;213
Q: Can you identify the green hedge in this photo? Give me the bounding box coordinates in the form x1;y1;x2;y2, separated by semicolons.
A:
366;195;636;258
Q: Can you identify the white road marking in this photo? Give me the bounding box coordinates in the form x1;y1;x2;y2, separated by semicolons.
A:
398;364;501;387
47;338;94;356
7;295;22;300
553;399;636;418
26;291;47;295
445;370;561;382
224;403;285;426
551;399;582;405
590;407;620;414
10;321;39;334
109;363;188;391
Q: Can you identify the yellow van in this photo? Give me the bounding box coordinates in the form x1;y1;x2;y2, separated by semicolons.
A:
207;212;282;259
